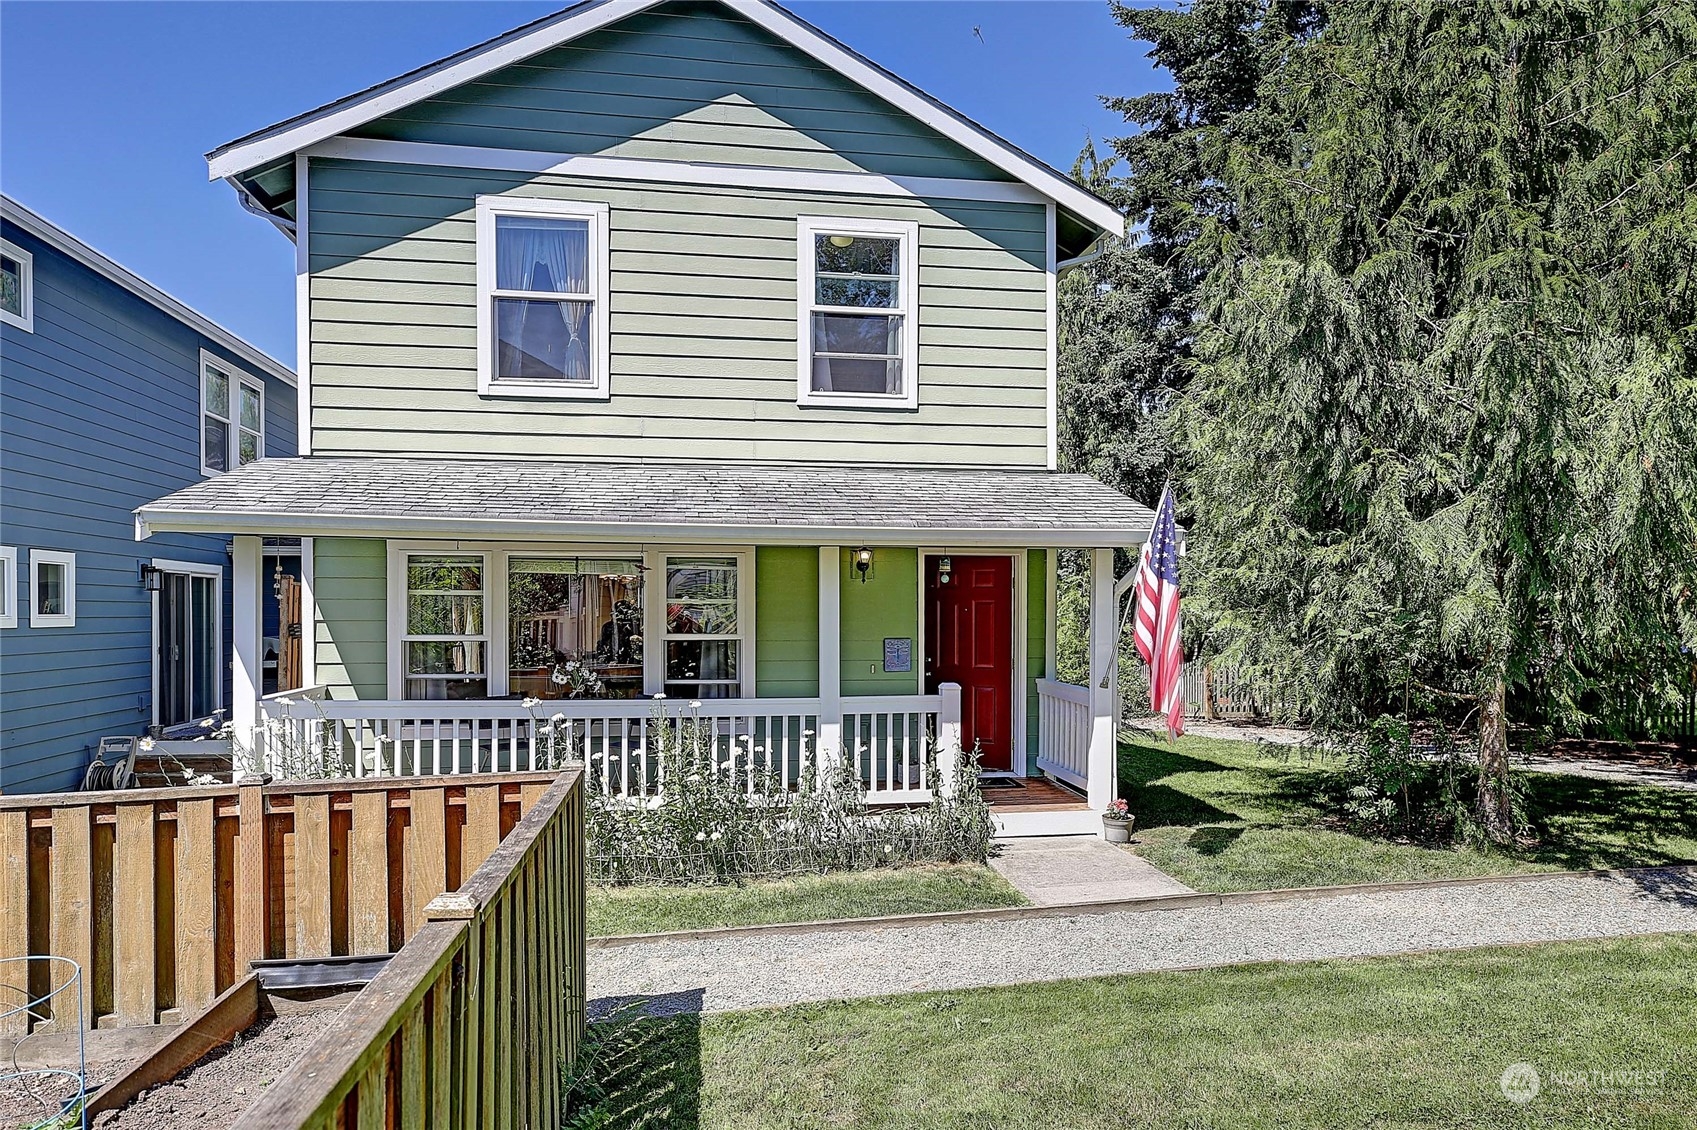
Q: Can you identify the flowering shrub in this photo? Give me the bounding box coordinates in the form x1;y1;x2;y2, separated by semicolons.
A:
587;707;995;884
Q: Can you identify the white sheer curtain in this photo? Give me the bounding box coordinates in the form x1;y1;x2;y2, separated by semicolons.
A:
495;217;591;381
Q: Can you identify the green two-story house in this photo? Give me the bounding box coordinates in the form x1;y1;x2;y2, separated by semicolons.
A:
137;0;1151;835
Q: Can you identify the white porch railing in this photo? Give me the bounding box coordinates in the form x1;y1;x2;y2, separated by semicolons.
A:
1034;678;1091;789
255;685;963;806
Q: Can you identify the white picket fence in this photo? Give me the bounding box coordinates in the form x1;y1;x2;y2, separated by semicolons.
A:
255;685;963;805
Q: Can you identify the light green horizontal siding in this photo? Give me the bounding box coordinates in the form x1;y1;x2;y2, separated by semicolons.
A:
1025;548;1048;773
348;1;1014;182
307;162;1048;465
304;0;1053;469
314;537;387;699
755;545;819;697
840;547;921;697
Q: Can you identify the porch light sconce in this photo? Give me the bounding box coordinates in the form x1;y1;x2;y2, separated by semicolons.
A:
853;546;874;583
139;563;162;593
937;556;953;585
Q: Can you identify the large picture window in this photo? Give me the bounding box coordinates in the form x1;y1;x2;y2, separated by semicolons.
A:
475;196;610;399
796;216;919;408
663;555;745;700
401;554;488;699
508;556;644;700
201;352;264;475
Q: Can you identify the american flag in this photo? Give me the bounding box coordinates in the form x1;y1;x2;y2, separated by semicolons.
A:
1134;484;1184;737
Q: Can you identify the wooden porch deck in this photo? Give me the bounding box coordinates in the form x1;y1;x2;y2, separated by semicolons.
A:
982;777;1089;813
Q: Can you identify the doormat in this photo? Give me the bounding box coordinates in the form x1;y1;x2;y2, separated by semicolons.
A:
978;778;1025;791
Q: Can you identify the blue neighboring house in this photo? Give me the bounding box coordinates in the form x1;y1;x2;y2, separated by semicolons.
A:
0;195;298;793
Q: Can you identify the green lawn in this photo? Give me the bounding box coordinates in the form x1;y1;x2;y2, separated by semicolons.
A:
587;864;1026;937
1119;733;1697;891
571;934;1697;1129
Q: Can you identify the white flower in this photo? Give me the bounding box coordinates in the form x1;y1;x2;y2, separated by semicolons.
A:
550;670;568;685
138;737;156;752
884;844;893;854
551;712;567;723
689;700;702;709
803;729;816;738
710;831;723;841
274;696;294;706
694;832;707;842
521;696;541;708
374;735;394;745
652;693;666;700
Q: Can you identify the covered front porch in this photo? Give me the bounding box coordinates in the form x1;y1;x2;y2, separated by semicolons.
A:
137;459;1153;836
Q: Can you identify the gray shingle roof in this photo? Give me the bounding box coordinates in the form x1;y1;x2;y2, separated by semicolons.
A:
136;458;1153;547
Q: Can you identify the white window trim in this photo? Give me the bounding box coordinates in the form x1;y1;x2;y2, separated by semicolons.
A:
384;542;755;699
652;547;757;700
0;546;16;628
0;238;34;333
387;546;494;700
148;558;225;727
475;195;611;400
28;549;76;628
200;349;265;477
795;215;920;410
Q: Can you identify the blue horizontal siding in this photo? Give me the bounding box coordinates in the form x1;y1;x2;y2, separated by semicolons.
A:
0;219;296;794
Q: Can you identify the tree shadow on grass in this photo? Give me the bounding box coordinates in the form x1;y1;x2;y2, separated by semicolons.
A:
1186;826;1246;856
1520;772;1697;871
572;992;705;1129
1118;739;1242;828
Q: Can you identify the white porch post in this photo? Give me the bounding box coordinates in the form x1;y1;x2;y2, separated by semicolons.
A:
937;682;963;799
232;535;263;773
817;546;842;786
1086;547;1118;818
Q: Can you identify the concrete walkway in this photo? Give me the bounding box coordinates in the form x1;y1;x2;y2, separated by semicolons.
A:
589;868;1697;1017
989;836;1193;905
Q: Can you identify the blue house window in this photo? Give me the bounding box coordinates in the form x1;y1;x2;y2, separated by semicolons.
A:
0;239;32;332
201;351;264;475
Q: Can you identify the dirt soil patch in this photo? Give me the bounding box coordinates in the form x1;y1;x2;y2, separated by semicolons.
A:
95;1012;333;1129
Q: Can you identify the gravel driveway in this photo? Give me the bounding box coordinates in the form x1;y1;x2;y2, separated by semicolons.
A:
590;869;1697;1016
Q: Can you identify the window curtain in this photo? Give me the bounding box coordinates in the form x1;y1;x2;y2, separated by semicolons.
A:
497;218;591;382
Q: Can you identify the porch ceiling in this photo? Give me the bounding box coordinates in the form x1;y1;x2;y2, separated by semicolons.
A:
135;457;1155;547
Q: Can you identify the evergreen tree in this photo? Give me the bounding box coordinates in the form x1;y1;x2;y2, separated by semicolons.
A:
1181;0;1697;839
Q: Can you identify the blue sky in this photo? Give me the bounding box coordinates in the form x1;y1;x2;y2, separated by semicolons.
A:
0;1;1166;368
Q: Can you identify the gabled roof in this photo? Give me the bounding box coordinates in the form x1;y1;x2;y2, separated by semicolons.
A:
0;195;296;387
207;0;1123;238
135;457;1154;547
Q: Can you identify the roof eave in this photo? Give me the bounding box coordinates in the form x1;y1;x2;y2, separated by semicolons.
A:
134;507;1149;548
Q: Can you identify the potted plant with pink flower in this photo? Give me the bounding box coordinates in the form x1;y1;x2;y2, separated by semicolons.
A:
1102;798;1136;843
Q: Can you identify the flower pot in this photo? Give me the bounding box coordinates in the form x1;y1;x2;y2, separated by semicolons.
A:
1103;815;1134;843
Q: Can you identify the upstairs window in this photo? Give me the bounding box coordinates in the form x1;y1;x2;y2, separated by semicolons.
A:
201;352;264;475
796;217;918;408
0;239;33;332
476;196;610;399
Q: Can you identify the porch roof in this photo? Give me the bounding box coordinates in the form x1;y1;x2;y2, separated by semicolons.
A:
135;457;1155;547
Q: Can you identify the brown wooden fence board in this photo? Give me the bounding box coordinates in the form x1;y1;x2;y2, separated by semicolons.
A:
113;803;156;1026
0;772;559;1032
229;770;584;1129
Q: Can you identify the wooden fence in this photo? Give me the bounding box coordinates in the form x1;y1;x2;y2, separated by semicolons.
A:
0;771;560;1035
234;769;586;1129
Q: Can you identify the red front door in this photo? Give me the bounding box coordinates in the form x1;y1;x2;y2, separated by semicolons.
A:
924;555;1014;772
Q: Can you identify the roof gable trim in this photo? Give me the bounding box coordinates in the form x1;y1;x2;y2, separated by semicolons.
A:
206;0;1123;236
